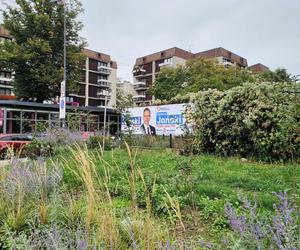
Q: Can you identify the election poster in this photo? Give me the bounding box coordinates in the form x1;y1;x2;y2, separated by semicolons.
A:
122;103;192;136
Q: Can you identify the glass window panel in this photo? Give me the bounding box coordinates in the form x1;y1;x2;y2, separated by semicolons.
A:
22;111;35;120
7;110;21;119
37;112;49;120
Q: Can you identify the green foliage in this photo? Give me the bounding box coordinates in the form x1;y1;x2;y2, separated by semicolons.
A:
0;0;85;102
152;57;257;101
86;135;112;150
260;68;294;83
116;87;134;112
22;138;54;158
151;65;189;101
192;82;300;161
1;145;300;247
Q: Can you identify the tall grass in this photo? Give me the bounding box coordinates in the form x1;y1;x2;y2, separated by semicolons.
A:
59;143;174;249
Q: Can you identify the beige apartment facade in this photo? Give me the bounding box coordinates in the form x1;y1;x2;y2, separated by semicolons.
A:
70;49;118;108
133;46;269;106
0;25;14;99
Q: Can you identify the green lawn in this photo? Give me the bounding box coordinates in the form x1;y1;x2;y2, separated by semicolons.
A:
103;149;299;205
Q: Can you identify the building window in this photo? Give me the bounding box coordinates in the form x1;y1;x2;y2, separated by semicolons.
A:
164;58;172;63
5;72;11;78
0;88;11;95
161;52;165;57
98;75;108;80
98;61;108;67
142;57;146;63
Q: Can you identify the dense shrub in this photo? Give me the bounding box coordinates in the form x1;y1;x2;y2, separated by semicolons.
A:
86;135;113;150
23;128;85;158
192;82;300;161
23;138;54;159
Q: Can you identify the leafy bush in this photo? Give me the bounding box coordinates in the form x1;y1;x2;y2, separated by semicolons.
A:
23;138;54;159
86;135;113;150
192;82;300;161
23;128;85;158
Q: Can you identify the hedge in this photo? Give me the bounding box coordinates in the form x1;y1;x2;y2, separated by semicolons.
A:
191;82;300;161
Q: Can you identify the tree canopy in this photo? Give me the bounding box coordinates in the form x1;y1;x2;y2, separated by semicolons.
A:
151;57;257;101
260;68;294;83
0;0;85;102
151;57;296;102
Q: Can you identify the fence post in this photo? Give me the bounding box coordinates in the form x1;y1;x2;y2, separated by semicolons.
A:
169;134;173;148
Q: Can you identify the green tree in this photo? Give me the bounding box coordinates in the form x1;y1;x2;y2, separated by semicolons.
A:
152;57;257;101
260;68;294;83
115;87;134;131
151;65;188;101
0;0;85;102
115;87;134;112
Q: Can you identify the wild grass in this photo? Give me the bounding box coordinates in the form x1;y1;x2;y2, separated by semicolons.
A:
0;143;299;249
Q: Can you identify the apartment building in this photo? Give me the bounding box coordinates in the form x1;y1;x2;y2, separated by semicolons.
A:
133;47;194;105
133;47;250;105
248;63;269;73
0;25;14;99
70;49;117;108
0;26;118;107
195;47;248;68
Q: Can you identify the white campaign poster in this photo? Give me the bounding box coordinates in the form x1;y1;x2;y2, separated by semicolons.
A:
122;103;191;136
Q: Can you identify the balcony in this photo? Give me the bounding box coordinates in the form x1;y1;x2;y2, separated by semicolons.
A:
97;90;111;99
133;81;147;90
132;94;146;102
133;67;150;78
158;60;172;68
0;76;13;83
97;79;112;88
97;65;112;75
132;68;146;74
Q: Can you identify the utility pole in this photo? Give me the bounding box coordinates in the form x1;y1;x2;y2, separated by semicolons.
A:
51;0;67;128
103;92;108;150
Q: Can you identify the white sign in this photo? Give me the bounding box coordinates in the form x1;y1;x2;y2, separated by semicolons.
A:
59;97;66;119
60;80;66;97
122;103;192;136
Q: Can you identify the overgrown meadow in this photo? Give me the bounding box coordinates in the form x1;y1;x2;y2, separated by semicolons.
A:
0;81;300;249
0;130;300;249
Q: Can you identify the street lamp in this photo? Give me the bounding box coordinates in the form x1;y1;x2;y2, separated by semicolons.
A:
51;0;66;128
102;89;110;150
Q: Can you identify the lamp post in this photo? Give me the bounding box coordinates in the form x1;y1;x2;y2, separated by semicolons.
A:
51;0;66;128
102;90;110;150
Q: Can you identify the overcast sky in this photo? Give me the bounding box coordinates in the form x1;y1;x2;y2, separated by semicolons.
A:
1;0;300;81
78;0;300;81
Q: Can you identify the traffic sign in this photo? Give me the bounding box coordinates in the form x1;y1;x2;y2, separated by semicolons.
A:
59;97;66;119
60;80;66;97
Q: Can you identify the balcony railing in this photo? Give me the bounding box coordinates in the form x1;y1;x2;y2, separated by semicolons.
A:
97;91;111;99
132;68;146;74
97;65;112;75
133;81;147;90
132;94;146;102
97;79;112;88
0;76;13;83
158;60;172;68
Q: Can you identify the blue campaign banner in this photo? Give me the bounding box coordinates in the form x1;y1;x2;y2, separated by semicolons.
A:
121;116;141;125
122;103;192;136
156;112;184;125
